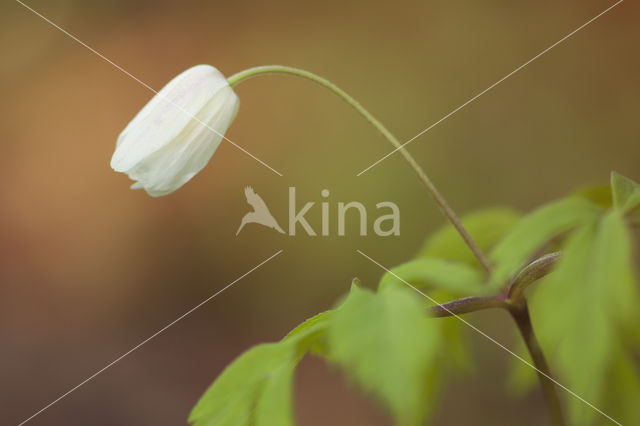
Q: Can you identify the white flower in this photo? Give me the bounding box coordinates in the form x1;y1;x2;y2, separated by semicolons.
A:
111;65;239;197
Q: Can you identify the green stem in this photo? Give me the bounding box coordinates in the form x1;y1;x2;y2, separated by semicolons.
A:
228;65;492;275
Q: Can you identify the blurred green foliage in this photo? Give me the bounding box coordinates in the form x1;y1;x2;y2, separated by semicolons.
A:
417;207;521;268
190;172;640;425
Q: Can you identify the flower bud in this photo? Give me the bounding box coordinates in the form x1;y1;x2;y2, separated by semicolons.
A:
111;65;239;197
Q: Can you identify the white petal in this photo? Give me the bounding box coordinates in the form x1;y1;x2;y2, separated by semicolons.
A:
110;65;229;173
124;85;239;197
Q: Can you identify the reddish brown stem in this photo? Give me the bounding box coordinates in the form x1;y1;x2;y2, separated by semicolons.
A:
427;295;508;317
509;302;564;426
508;252;561;304
424;252;565;425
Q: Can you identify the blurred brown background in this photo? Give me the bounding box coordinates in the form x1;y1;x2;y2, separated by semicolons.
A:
1;0;639;425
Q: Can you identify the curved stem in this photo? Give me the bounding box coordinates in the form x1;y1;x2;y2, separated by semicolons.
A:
228;65;491;275
509;302;564;426
507;252;561;305
428;295;508;317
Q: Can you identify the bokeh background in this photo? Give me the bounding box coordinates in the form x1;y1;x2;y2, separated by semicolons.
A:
1;0;639;424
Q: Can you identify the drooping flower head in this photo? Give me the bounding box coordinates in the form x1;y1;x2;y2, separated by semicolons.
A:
111;65;239;197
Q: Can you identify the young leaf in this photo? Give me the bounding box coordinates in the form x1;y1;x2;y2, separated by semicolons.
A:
189;343;295;426
378;260;477;378
418;207;521;267
573;184;613;209
505;340;537;397
284;311;332;341
610;171;640;213
377;259;477;385
377;257;484;296
283;310;332;356
527;211;640;424
603;350;640;425
253;362;296;426
489;197;602;288
189;313;330;426
439;316;474;374
327;285;441;426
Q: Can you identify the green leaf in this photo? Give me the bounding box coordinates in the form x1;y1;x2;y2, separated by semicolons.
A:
439;316;474;374
254;361;296;426
573;184;613;209
378;257;485;296
284;311;332;341
611;171;640;213
526;211;640;424
189;343;295;426
376;258;476;383
418;207;521;267
190;313;330;426
489;197;602;288
283;310;332;356
327;285;441;426
592;209;639;324
378;259;476;377
603;350;640;425
505;340;537;397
